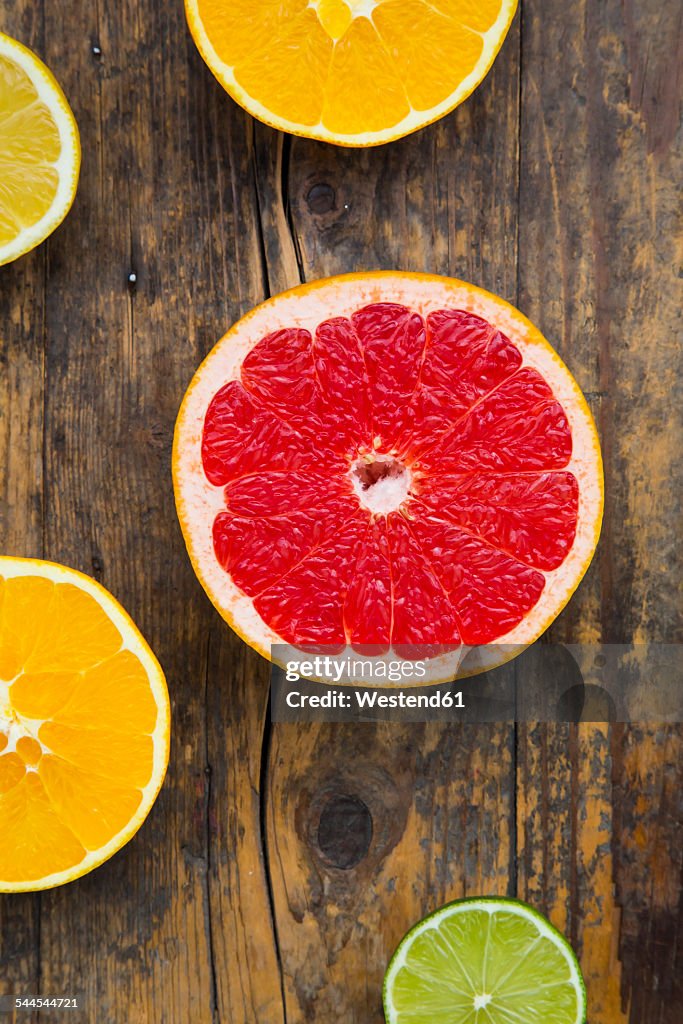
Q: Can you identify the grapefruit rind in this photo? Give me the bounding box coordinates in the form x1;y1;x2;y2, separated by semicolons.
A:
172;272;603;684
382;896;587;1024
0;32;81;267
184;0;519;147
0;556;170;892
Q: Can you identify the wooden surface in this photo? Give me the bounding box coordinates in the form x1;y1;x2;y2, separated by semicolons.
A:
0;1;681;1022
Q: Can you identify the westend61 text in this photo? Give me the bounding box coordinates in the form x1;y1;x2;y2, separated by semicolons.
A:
285;689;465;710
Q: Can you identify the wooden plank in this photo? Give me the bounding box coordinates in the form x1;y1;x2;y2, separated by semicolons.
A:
0;1;281;1021
517;2;682;1021
612;725;683;1020
261;15;523;1020
267;720;515;1022
33;0;216;1013
204;630;285;1024
0;6;47;1020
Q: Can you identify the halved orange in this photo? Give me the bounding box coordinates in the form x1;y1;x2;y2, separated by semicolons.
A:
0;558;170;892
185;0;519;146
0;33;80;266
173;272;603;683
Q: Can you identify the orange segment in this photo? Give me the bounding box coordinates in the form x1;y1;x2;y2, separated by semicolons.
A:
0;574;55;679
428;0;504;32
16;736;42;765
38;723;154;788
373;1;484;111
199;0;309;66
40;756;143;851
0;558;169;892
26;582;122;673
235;10;333;127
322;17;409;135
0;774;86;883
9;670;82;719
317;0;354;40
185;0;519;145
0;753;25;793
52;651;159;734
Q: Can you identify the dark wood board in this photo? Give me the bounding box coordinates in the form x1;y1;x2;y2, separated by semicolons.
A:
0;1;681;1022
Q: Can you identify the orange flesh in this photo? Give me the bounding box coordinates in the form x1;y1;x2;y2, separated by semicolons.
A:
0;574;157;883
193;0;510;134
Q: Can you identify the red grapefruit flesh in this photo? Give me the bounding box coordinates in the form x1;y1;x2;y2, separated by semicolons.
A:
174;273;603;681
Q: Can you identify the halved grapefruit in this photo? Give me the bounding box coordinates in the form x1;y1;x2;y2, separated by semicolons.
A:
173;273;603;682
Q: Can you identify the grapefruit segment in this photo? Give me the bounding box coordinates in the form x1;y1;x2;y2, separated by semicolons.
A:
387;513;462;656
313;316;373;452
202;380;331;485
254;514;370;648
420;310;522;397
343;518;392;651
394;310;522;456
213;495;359;596
225;470;349;516
409;513;546;644
173;273;603;682
241;328;319;425
352;303;426;445
418;367;573;474
414;471;579;571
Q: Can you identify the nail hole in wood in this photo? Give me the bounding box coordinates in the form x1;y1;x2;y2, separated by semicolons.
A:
317;794;373;869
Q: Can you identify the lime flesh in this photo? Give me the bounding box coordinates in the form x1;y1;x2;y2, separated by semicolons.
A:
383;898;586;1024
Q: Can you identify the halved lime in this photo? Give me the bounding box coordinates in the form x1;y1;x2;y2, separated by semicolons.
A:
383;897;586;1024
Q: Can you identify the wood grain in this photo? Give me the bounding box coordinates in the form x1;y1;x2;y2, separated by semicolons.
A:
517;3;683;1021
0;0;681;1022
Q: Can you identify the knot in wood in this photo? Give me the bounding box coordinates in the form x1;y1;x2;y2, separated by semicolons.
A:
306;182;336;215
317;794;373;869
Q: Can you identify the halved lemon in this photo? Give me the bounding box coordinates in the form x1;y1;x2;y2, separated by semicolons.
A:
0;557;170;892
185;0;519;146
0;32;80;266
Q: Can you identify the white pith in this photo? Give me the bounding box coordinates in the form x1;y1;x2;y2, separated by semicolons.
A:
351;453;411;514
0;32;80;266
184;0;519;146
0;674;49;765
173;273;604;686
383;899;586;1024
0;557;170;892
